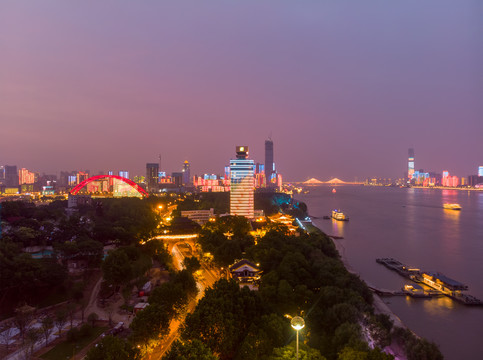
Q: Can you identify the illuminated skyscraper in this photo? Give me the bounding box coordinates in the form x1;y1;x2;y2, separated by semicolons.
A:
265;139;274;187
146;163;159;191
230;146;254;218
182;161;191;186
18;168;37;185
408;148;415;181
479;166;483;177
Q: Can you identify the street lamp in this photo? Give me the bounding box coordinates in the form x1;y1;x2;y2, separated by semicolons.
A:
291;316;305;360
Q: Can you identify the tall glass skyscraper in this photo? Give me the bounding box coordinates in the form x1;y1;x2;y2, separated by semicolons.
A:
265;139;274;187
182;160;191;186
230;146;254;218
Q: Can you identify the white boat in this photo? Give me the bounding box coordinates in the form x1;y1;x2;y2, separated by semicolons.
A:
331;209;349;221
443;203;462;210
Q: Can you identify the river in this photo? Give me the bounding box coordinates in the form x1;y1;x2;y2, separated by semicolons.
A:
296;186;483;360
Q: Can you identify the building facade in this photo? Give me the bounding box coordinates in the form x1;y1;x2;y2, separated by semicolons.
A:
146;163;159;191
265;139;274;188
230;146;254;218
182;161;191;186
4;165;18;187
408;148;415;182
119;170;129;179
18;168;37;185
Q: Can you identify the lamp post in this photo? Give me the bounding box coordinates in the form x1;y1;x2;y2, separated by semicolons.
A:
291;316;305;360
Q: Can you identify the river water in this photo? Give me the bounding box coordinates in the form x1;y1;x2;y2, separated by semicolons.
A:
296;186;483;360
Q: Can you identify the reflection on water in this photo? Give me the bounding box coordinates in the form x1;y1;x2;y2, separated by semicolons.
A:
442;209;461;220
298;186;483;360
331;219;346;237
422;296;455;315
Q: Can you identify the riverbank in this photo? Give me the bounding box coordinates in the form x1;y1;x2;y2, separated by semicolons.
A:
331;237;406;329
304;220;410;359
305;221;407;329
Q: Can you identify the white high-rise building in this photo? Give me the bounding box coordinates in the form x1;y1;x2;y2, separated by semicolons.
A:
230;146;254;219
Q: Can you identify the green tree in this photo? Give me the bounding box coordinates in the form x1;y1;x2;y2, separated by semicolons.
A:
183;256;201;273
149;282;188;318
129;304;170;347
163;339;218;360
77;238;104;267
85;335;141;360
55;309;68;336
337;347;394;360
23;328;41;359
14;305;36;343
182;280;264;360
269;343;326;360
40;316;54;346
87;312;99;327
102;249;132;287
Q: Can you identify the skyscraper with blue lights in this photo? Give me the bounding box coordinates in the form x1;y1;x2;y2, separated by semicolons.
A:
230;146;254;218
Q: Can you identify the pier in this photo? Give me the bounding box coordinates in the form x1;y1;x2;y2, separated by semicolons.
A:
376;258;483;306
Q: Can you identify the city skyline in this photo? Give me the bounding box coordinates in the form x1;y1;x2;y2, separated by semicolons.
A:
1;1;482;180
2;143;482;183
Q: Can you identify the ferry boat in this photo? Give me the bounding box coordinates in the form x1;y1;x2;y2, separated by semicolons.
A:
331;209;349;221
443;203;462;210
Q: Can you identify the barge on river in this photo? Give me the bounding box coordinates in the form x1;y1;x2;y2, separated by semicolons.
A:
376;258;482;306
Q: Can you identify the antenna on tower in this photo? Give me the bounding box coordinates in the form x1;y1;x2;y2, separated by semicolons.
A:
268;132;272;141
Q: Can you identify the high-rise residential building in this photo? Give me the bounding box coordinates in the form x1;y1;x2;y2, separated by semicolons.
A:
265;139;274;187
0;166;4;182
68;175;77;186
408;148;415;181
146;163;159;191
119;171;129;179
479;166;483;177
468;175;483;187
172;172;183;187
76;171;89;184
18;168;37;185
182;161;191;186
230;146;254;218
4;165;18;187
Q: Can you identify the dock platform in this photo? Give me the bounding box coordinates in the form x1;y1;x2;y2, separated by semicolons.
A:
375;258;483;306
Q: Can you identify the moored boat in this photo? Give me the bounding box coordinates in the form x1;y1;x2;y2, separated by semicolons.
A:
331;209;349;221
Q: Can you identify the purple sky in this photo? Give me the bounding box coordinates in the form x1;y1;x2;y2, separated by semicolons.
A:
1;1;482;181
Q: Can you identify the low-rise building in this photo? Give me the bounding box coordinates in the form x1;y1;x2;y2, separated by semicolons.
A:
229;259;262;290
181;208;215;225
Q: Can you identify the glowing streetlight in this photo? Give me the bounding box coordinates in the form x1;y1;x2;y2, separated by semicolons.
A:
291;316;305;360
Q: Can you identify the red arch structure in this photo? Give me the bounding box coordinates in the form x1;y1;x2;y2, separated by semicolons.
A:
70;175;149;197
